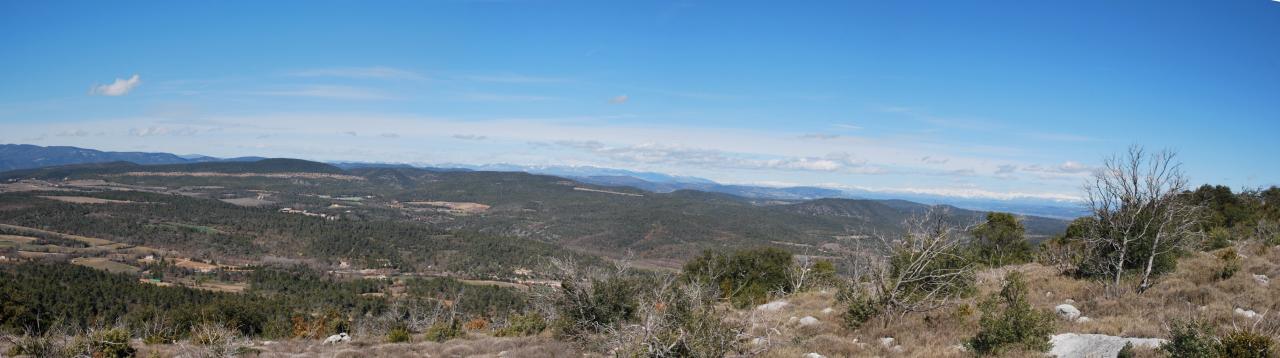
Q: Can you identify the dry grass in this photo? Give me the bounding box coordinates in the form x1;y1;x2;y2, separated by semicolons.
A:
135;335;587;358
741;241;1280;357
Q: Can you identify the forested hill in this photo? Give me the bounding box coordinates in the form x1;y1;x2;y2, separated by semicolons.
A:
0;158;343;180
0;160;1070;264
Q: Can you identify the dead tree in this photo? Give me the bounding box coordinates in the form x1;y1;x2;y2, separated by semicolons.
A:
859;206;975;325
1084;145;1200;293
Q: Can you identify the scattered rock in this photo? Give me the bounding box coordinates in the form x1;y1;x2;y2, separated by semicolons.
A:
1050;333;1165;358
756;300;789;312
322;332;351;344
750;337;767;346
1064;298;1076;304
1046;291;1054;297
1055;304;1081;321
890;345;905;353
821;307;835;314
1235;308;1261;320
788;316;799;324
1254;274;1270;286
879;337;896;348
798;316;820;326
803;353;826;358
1076;316;1091;323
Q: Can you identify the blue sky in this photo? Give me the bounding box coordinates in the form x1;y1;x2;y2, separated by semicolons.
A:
2;1;1278;202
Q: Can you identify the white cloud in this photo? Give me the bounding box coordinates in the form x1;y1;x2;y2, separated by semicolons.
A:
920;156;949;165
462;74;568;83
90;74;141;96
55;129;91;137
609;95;629;104
555;141;880;173
826;183;1083;202
454;93;557;102
834;123;862;130
799;133;841;140
290;66;423;80
379;133;400;138
254;85;395;100
452;134;487;140
129;126;199;137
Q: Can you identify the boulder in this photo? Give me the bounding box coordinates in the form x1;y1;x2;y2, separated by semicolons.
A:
1254;274;1270;286
798;316;820;326
803;353;826;358
756;300;789;312
1235;308;1261;320
879;337;896;348
1055;304;1081;321
821;307;835;314
1050;333;1165;358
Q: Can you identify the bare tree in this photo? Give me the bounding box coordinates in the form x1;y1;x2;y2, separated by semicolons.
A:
1084;145;1200;293
787;249;815;293
855;206;975;325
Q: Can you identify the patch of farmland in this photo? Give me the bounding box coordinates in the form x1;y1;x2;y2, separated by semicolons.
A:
38;195;139;204
71;257;141;274
220;197;275;207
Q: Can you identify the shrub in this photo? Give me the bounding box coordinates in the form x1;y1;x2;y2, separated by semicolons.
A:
553;275;646;337
1117;342;1135;358
423;319;464;342
495;312;547;337
1161;319;1218;358
1216;248;1241;281
967;271;1054;355
385;326;411;343
87;327;135;358
612;282;740;357
837;285;881;330
682;247;793;308
1205;227;1232;250
1218;329;1275;358
969;212;1034;267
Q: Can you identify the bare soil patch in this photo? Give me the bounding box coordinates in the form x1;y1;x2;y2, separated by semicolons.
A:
38;195;138;204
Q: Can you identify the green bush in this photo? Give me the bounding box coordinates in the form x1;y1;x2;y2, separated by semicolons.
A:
837;285;881;330
87;327;135;358
1161;319;1218;358
1218;329;1275;358
495;312;547;337
1117;342;1136;358
1204;227;1232;251
967;271;1054;355
969;212;1034;267
682;247;793;308
1216;248;1241;280
386;326;411;343
423;319;464;342
553;275;646;337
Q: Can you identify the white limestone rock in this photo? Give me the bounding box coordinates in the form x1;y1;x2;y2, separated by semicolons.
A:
1049;333;1165;358
1055;304;1081;321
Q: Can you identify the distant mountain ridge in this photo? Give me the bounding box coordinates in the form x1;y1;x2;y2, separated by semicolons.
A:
0;144;262;172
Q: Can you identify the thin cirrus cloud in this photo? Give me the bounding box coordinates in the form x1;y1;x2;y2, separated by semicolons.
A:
252;85;397;100
289;66;424;80
89;74;141;96
609;95;629;104
552;140;881;173
452;134;488;140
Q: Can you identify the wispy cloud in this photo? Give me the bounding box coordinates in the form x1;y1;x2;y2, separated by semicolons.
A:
379;133;400;138
454;93;557;102
129;126;199;137
833;123;863;130
452;134;488;140
555;140;882;173
920;156;949;165
1023;132;1096;142
253;85;396;100
90;74;141;96
609;95;629;104
289;66;424;80
462;74;569;83
799;133;841;140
